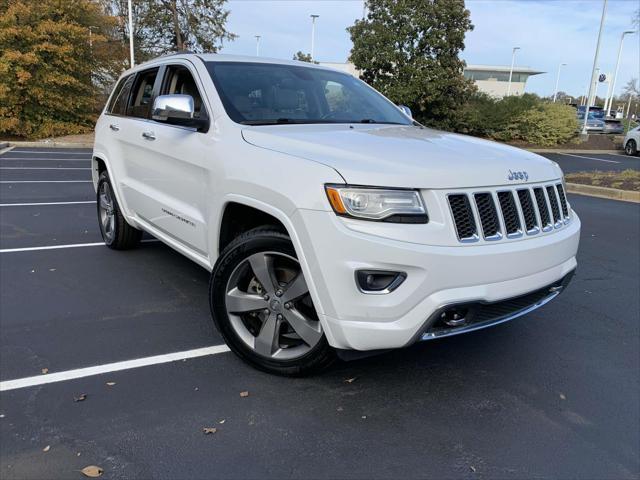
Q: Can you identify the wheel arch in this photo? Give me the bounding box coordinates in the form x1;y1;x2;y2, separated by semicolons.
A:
213;195;327;318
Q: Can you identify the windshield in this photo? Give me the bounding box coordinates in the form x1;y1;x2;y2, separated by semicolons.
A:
205;61;412;126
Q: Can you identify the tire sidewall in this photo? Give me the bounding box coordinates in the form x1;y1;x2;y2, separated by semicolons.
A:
626;139;637;156
209;230;332;375
97;171;119;246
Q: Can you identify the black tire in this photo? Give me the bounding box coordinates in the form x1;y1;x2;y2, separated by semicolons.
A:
209;227;336;376
96;171;142;250
625;139;638;156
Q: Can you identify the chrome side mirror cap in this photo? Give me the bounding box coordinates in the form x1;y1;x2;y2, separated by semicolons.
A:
152;94;195;122
397;105;412;119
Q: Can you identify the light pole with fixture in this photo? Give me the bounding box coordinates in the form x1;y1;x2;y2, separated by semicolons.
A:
310;15;319;61
506;47;520;97
255;35;261;56
552;63;567;103
604;30;636;116
127;0;135;67
581;0;608;135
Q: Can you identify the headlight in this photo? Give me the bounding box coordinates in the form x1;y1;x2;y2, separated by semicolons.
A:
325;185;428;223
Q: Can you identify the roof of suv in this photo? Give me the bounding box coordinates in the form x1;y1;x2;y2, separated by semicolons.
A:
131;52;336;73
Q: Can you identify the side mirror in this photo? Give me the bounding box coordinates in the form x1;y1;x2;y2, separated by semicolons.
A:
397;105;413;119
152;94;208;130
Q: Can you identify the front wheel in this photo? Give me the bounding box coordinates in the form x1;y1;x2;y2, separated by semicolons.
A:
625;139;638;156
209;227;335;375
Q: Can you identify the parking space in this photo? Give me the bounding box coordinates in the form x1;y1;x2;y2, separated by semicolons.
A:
1;148;639;479
539;152;640;173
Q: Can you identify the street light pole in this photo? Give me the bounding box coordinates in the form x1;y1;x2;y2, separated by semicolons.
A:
255;35;261;56
581;0;608;135
604;30;636;116
310;15;319;61
506;47;520;97
552;63;567;102
127;0;135;68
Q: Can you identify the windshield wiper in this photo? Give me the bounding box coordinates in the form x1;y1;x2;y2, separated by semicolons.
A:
240;118;316;126
358;119;405;125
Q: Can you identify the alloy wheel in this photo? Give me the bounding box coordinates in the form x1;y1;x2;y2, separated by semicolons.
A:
98;181;116;243
224;252;322;360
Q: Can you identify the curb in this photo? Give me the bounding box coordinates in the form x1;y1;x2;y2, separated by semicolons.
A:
7;141;94;148
566;182;639;203
0;141;8;149
528;149;623;154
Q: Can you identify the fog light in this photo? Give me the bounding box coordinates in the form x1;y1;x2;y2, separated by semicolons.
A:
356;270;406;294
440;308;469;327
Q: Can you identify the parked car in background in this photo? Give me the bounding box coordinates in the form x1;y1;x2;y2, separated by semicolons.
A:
576;106;624;135
624;125;640;155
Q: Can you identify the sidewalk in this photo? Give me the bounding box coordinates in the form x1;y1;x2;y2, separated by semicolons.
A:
3;132;94;148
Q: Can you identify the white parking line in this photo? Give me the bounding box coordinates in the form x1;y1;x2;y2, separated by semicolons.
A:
0;201;96;207
6;150;91;155
0;239;159;253
0;158;90;161
0;345;230;392
0;167;91;170
562;153;620;164
0;180;92;183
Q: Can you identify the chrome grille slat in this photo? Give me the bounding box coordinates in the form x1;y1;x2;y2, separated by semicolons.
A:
448;183;570;244
474;193;501;240
546;185;562;227
448;194;478;242
497;190;522;237
533;187;553;231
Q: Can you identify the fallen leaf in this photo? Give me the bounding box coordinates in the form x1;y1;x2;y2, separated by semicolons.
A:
337;407;344;412
43;445;50;452
105;382;116;386
80;465;103;477
194;387;199;391
49;268;56;272
361;415;367;419
77;452;81;457
559;393;566;400
470;466;476;473
41;368;49;374
203;427;217;435
74;394;87;402
0;414;5;419
240;391;249;397
218;419;226;424
344;377;357;384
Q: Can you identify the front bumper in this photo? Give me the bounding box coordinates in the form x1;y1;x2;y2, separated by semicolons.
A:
293;209;580;351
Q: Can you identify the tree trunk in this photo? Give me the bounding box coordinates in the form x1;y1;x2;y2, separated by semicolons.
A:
169;0;183;50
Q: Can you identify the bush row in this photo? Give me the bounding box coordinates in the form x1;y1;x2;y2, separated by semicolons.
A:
454;93;579;147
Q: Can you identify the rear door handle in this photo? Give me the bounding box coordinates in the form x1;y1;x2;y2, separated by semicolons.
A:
142;131;156;141
109;124;120;131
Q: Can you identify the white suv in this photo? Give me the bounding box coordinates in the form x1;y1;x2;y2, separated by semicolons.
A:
93;54;580;375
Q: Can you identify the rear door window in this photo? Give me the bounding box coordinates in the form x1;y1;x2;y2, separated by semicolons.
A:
108;75;135;116
127;68;159;119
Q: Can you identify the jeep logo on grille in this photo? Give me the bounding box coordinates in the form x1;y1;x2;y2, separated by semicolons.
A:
508;170;529;181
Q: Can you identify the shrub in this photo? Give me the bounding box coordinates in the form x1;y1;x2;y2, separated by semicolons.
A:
503;103;578;146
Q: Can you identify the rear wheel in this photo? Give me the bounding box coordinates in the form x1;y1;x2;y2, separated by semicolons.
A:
625;139;637;156
97;171;142;249
210;227;335;375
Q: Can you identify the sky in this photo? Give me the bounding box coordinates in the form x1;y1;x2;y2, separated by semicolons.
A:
219;0;640;98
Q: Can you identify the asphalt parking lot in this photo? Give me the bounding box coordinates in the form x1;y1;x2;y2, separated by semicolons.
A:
1;147;638;479
540;151;640;173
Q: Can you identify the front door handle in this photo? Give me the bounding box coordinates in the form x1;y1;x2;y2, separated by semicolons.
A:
142;131;156;141
109;124;120;131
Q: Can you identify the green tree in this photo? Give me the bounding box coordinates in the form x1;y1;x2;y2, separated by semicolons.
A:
0;0;125;139
103;0;235;59
292;51;313;63
347;0;475;130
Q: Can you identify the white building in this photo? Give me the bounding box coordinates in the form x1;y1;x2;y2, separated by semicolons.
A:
319;62;545;99
463;65;545;98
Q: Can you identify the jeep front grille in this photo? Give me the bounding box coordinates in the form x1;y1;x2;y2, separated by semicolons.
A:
447;183;570;243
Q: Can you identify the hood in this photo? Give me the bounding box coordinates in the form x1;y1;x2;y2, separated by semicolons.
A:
241;124;562;189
